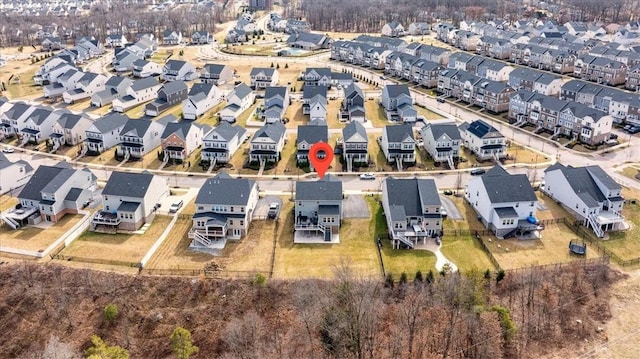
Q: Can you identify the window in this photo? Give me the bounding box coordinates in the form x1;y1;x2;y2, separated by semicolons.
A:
515;203;519;208
198;206;204;210
240;220;244;226
106;206;110;211
230;206;234;212
531;202;535;207
229;220;234;225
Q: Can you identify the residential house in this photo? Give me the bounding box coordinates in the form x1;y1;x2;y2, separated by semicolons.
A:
162;30;182;45
162;60;198;82
250;67;279;89
287;32;331;50
41;37;63;51
226;29;247;43
625;64;640;91
303;67;332;87
407;22;431;35
574;55;627;86
294;175;343;242
200;63;234;85
191;31;213;44
331;72;354;88
62;72;107;104
182;83;222;120
50;112;92;149
411;59;444;88
112;49;142;73
382;22;405;37
476;59;513;82
262;86;290;123
381;177;443;249
302;86;327;121
542;163;625;237
116;118;165;160
420;122;461;168
145;81;188;117
20;107;61;144
43;69;85;98
380;124;416;168
161;121;206;161
296;121;328;169
249;122;286;164
459;119;507;161
91;171;168;232
340;83;366;122
236;18;256;33
0;152;34;195
473;80;516;113
0;102;36;139
132;59;162;78
84;113;129;155
454;30;481;51
7;162;95;226
381;84;417;122
105;34;128;48
200;122;248;166
219;83;255;122
91;76;133;107
477;36;512;59
465;165;542;239
189;172;259;249
112;77;161;112
340;120;369;170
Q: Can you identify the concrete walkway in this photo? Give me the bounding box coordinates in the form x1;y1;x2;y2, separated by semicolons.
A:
414;241;459;272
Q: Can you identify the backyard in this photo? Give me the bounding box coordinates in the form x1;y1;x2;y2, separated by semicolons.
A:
0;214;84;252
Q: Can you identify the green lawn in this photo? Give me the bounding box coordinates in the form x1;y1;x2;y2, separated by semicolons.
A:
364;100;389;128
601;198;640;261
440;235;496;273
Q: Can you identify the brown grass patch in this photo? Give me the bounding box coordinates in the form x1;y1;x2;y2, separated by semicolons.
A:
0;214;84;252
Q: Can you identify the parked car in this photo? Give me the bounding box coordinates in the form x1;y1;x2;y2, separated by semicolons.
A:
2;146;14;153
169;200;184;213
627;126;640;134
470;168;486;176
436;97;445;103
267;203;280;219
440;206;448;218
359;172;376;180
443;189;454;195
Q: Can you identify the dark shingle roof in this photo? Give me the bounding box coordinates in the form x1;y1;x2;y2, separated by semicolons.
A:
296;174;343;201
342;121;367;143
161;121;195;140
91;113;129;133
464;119;501;139
195;172;256;205
205;122;246;142
19;164;76;201
120;118;154;137
253;122;286;142
384;84;411;98
102;171;154;198
297;124;328;145
384;177;441;217
385;124;414;143
481;166;537;203
544;164;620;205
131;77;159;92
424;122;461;141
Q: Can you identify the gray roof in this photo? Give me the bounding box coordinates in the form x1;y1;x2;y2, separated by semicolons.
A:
253;122;286;142
464;119;502;139
4;102;32;120
384;124;414;143
342;121;367;143
102;171;154;198
131;77;159;92
164;59;189;71
384;84;411;98
205;122;246;141
0;153;33;173
203;63;228;75
250;67;276;77
91;113;129;133
159;80;187;95
494;207;519;218
424;122;461;141
480;166;537;203
295;174;343;201
265;86;288;99
105;76;131;88
19;164;76;201
297;123;328;145
384;177;441;218
65;187;83;201
303;86;327;100
544;163;620;206
161;121;197;140
118;201;141;212
195;172;256;205
232;83;252;99
28;107;55;125
120;118;155;137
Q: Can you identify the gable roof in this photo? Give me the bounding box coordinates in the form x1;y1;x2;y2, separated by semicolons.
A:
250;67;276;77
161;121;197;140
343;121;367;143
544;164;620;205
203;63;228;75
384;124;414;143
253;122;286;142
480;165;537;203
384;84;411;98
195;172;256;205
91;113;129;133
205;122;246;142
463;119;502;139
102;171;155;198
164;59;190;71
297;123;328;145
19;164;77;200
231;83;252;99
384;177;441;218
296;174;343;201
131;77;159;92
120;118;155;137
424;122;461;141
159;80;187;95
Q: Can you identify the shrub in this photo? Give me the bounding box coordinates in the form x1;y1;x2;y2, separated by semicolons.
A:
103;303;118;322
384;273;394;288
414;270;423;283
399;272;408;285
170;327;199;359
252;273;267;286
496;269;506;283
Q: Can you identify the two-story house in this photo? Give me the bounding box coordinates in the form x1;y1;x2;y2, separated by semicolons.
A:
340;120;368;171
50;112;92;150
182;83;222;120
340;83;365;122
381;177;443;249
19;107;60;145
542;163;625;238
294;175;343;242
302;86;327;121
84;113;129;155
625;64;640;92
382;22;405;37
249;122;286;164
105;34;128;48
219;83;255;123
132;59;162;78
191;31;213;45
420;122;461;168
459;119;507;161
381;84;417;122
112;77;162;112
161;122;206;162
0;102;37;139
0;153;33;196
91;76;133;108
250;68;279;89
91;171;168;232
200;122;248;167
262;86;290;123
200;63;234;85
62;72;108;104
465;165;542;239
162;60;198;82
145;81;188;117
303;68;333;87
296;120;328;170
116;118;165;160
5;162;95;226
380;124;416;169
162;30;182;45
189;172;259;250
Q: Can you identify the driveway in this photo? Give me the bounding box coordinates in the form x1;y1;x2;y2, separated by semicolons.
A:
343;195;370;218
440;195;463;220
254;195;283;220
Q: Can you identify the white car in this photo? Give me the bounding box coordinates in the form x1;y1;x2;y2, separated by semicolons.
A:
169;200;184;213
359;172;376;180
2;146;14;153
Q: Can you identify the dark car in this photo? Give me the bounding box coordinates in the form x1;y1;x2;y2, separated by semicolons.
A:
436;97;445;103
470;168;486;176
627;126;640;134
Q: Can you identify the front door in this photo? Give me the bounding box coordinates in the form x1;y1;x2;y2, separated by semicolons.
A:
233;229;241;237
46;215;51;222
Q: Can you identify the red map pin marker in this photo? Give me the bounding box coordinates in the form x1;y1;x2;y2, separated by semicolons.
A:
309;141;333;179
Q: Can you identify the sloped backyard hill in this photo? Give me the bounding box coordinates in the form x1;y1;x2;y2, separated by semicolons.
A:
0;262;621;358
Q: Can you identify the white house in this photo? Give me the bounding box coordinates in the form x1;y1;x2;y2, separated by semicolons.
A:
380;124;416;169
382;22;405;37
262;86;290;123
62;72;107;104
0;102;37;139
162;60;198;82
294;175;343;242
420;122;462;168
50;112;92;149
381;84;417;122
84;113;129;155
220;83;255;123
465;165;542;239
182;83;222;120
112;77;161;112
105;34;128;48
296;121;328;170
132;59;162;78
201;122;248;166
459;119;507;161
341;121;369;170
542;163;626;238
91;171;169;232
91;76;133;108
189;172;259;249
0;153;34;195
116;118;165;160
250;68;279;89
249;122;286;164
20;107;61;145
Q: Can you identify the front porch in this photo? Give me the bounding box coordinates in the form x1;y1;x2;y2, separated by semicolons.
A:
164;146;186;160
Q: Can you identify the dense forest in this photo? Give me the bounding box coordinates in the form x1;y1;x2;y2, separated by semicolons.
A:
0;260;618;358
